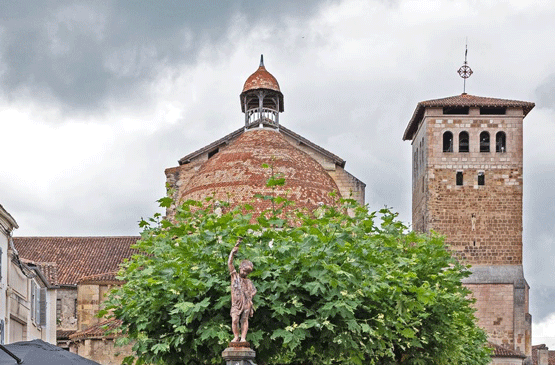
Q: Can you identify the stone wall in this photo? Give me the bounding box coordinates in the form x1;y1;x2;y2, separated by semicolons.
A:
72;338;134;365
417;107;524;265
57;287;77;331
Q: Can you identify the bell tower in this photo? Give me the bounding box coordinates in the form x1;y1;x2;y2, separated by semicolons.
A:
240;55;284;129
403;87;535;356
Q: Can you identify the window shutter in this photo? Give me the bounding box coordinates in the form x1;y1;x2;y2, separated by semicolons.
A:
0;247;3;282
40;288;47;327
0;319;4;345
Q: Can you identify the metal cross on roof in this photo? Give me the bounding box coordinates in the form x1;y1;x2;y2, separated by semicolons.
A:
457;42;473;94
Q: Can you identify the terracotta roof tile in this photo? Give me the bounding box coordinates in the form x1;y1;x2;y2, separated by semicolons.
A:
13;236;139;286
488;342;526;358
69;319;122;340
57;330;77;340
403;93;535;140
77;271;124;285
20;259;59;286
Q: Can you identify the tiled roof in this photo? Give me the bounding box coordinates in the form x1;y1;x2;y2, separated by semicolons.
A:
57;330;77;340
13;237;139;286
20;259;59;286
179;128;341;215
176;125;345;168
69;319;122;340
488;342;526;358
78;271;124;285
403;93;535;140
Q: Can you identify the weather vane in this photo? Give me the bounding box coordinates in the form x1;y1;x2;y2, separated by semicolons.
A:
457;41;473;94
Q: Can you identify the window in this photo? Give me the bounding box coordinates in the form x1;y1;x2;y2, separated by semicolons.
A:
478;172;485;185
480;107;506;115
456;171;463;186
480;131;490;152
496;132;506;153
443;131;453;152
443;106;470;115
459;132;469;152
208;148;219;159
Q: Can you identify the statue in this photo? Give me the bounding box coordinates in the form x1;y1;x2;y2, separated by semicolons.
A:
228;238;257;343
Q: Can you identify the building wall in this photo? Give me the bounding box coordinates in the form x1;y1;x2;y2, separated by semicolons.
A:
77;283;113;331
418;107;524;265
57;287;78;331
72;338;134;365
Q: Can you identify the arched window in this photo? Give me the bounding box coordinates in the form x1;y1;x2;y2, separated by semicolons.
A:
496;132;506;153
480;131;490;152
459;131;469;152
443;131;453;152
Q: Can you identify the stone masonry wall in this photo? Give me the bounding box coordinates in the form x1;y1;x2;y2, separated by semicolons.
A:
466;283;515;347
57;288;77;331
423;107;524;265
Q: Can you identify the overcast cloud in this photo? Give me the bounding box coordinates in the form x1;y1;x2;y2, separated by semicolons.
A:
1;0;554;347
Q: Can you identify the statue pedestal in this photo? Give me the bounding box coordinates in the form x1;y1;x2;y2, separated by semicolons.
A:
222;343;256;365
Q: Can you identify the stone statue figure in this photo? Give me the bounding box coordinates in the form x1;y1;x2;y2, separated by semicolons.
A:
228;238;257;343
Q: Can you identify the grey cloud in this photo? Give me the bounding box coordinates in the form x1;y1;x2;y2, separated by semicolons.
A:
0;0;334;112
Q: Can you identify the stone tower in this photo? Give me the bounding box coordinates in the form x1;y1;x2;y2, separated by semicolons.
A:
402;93;535;357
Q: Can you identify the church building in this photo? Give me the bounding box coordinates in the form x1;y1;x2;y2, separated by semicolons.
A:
165;56;365;214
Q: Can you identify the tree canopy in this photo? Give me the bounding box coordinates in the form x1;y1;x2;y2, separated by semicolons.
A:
104;192;491;365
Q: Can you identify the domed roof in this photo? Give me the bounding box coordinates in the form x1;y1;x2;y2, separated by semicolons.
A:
242;56;281;94
180;129;339;214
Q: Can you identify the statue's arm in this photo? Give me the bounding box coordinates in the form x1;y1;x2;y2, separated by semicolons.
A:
228;238;242;273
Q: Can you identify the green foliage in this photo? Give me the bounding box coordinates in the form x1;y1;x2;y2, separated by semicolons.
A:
104;196;491;365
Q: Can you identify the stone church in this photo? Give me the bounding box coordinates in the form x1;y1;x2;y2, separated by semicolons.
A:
13;57;536;364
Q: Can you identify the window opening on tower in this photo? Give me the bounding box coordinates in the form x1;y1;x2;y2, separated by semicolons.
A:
480;107;506;115
443;131;453;152
459;131;469;152
480;132;490;152
496;132;506;153
443;106;469;115
478;172;485;186
456;171;463;186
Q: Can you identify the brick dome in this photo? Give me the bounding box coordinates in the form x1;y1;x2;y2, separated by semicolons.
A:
242;64;281;93
180;129;339;214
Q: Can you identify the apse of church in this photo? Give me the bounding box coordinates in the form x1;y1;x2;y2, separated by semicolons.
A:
165;56;365;216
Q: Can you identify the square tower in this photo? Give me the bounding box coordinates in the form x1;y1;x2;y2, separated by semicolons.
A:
403;93;535;357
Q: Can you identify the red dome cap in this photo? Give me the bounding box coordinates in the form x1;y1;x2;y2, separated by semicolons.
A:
242;55;281;93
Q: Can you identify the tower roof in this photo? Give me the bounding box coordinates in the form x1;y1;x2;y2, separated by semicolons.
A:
403;93;535;140
241;55;281;94
179;128;340;214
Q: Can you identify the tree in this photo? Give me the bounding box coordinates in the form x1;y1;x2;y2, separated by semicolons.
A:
104;193;491;365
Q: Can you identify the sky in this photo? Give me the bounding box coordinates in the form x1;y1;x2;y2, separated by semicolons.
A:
1;0;554;348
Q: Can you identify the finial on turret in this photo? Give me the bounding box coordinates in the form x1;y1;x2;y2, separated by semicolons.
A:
260;54;264;67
